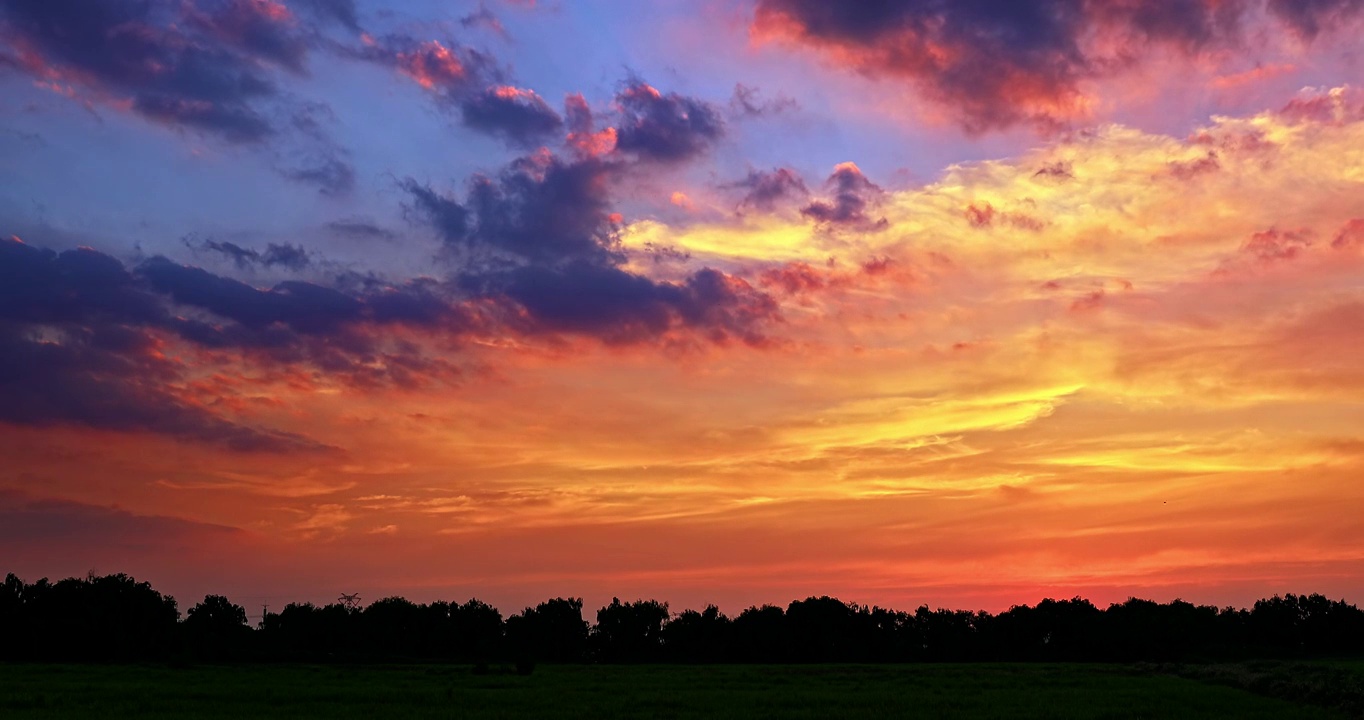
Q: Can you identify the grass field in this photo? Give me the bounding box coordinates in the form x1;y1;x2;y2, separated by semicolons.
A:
0;662;1348;719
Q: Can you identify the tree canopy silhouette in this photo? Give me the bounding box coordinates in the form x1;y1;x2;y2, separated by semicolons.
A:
3;572;1363;664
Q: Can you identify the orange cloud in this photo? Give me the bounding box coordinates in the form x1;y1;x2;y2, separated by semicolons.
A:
395;41;466;91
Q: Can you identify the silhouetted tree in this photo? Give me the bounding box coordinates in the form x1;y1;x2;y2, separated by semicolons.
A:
913;606;986;661
186;594;248;631
266;601;361;658
1251;594;1364;656
663;605;732;662
450;598;504;661
0;573;31;660
363;596;426;658
786;596;868;662
14;572;180;660
732;604;790;662
1099;597;1218;661
4;570;1364;664
506;597;588;663
593;597;669;662
184;595;251;659
993;597;1102;661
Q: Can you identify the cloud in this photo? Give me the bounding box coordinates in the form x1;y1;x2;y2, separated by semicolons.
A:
0;323;328;452
1277;85;1364;125
613;81;725;163
564;93;618;159
464;261;778;345
290;0;359;31
401;148;780;345
0;490;243;549
729;167;809;212
1268;0;1364;39
385;38;486;94
459;5;508;38
0;0;280;142
186;0;310;74
0;237;476;448
0;0;359;193
750;0;1364;133
348;34;576;150
729;83;799;119
192;238;312;271
800;162;887;230
459;85;564;146
280;152;357;196
138;257;364;333
0;239;336;451
326;219;398;242
0;240;168;329
129;95;274;144
402;153;617;268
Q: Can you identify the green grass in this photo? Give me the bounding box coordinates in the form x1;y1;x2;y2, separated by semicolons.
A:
0;663;1343;719
1166;660;1364;717
1322;659;1364;675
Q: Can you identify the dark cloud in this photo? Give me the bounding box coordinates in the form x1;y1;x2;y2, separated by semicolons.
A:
1088;1;1246;51
276;102;356;196
751;0;1364;133
326;219;398;242
130;94;274;144
138;257;363;333
343;33;497;99
0;237;472;449
260;244;310;270
0;322;329;453
362;278;456;327
401;149;780;345
0;0;284;142
193;239;312;271
186;0;311;74
1241;228;1312;263
613;81;725;162
0;0;356;193
729;83;800;119
459;5;508;37
1167;152;1221;180
729;168;809;212
345;33;580;150
0;239;326;452
459;86;564;146
403;153;616;267
196;239;259;269
289;0;360;31
465;262;777;346
753;0;1089;132
1267;0;1364;39
280;153;356;196
801;163;887;231
1034;161;1075;180
0;490;243;549
0;240;165;328
401;181;472;250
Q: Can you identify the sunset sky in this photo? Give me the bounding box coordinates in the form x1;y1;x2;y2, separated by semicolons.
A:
4;0;1364;619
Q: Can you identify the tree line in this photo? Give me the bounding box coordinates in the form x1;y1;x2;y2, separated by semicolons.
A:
3;572;1363;665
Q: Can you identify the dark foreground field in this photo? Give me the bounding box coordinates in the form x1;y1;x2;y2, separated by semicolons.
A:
2;662;1357;719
